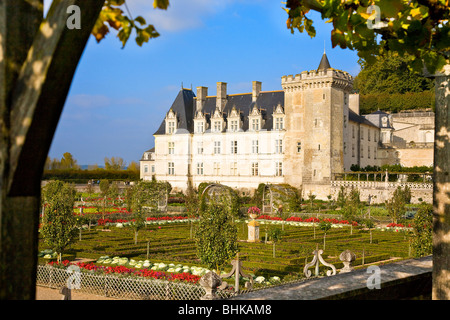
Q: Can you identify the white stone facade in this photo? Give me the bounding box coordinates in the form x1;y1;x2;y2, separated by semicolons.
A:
140;54;434;195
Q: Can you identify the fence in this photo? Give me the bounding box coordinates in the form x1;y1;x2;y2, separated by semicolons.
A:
36;264;238;300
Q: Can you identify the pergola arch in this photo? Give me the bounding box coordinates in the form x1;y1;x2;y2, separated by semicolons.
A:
262;183;299;214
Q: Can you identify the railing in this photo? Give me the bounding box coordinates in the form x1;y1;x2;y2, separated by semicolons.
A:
36;264;237;300
330;180;433;190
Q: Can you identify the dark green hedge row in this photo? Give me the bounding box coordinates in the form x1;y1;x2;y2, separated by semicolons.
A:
42;169;140;182
360;91;434;114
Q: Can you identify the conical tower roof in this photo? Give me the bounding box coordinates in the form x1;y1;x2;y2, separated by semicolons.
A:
317;52;331;71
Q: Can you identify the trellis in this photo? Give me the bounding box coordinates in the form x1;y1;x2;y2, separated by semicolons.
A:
262;184;298;214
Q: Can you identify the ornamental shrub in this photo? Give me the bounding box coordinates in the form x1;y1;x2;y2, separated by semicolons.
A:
194;200;238;273
411;203;433;257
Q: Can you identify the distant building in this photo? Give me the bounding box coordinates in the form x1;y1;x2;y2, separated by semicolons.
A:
140;53;434;194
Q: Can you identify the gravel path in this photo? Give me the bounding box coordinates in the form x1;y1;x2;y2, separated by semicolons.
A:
36;286;117;300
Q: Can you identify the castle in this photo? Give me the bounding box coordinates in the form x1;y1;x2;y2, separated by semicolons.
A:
140;53;434;199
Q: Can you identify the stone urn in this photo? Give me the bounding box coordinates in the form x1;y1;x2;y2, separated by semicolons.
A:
199;271;222;300
339;249;356;273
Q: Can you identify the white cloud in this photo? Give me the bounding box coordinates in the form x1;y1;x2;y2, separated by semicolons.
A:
128;0;237;32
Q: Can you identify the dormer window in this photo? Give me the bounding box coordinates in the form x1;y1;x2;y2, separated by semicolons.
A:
251;119;260;131
211;108;224;133
227;107;241;132
165;109;177;134
194;110;206;134
273;104;285;131
249;105;263;132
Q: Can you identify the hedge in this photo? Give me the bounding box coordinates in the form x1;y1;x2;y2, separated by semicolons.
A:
359;91;434;114
42;169;140;182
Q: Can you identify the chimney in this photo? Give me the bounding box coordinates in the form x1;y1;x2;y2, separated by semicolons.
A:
252;81;262;102
196;86;208;112
349;93;360;115
216;82;227;112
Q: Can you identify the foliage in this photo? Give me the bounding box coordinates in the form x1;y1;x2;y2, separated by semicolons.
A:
287;187;303;212
283;0;450;74
42;168;140;182
359;91;434;114
91;0;170;48
338;187;363;220
194;201;238;272
104;156;126;170
385;186;408;223
41;181;78;262
354;52;434;95
411;203;433;257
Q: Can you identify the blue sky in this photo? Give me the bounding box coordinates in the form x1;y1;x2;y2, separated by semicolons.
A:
46;0;361;166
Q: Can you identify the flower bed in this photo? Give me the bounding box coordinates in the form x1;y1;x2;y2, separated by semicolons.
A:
48;259;201;284
255;215;358;227
377;223;413;232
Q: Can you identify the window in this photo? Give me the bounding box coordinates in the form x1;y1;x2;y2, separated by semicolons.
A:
360;145;364;158
368;146;371;159
231;141;238;154
352;144;355;157
318;144;321;151
374;147;377;159
344;142;347;155
168;142;174;155
230;162;238;176
275;139;283;154
144;165;148;173
213;162;220;175
214;141;221;154
374;132;378;142
151;165;155;173
361;128;364;140
168;121;175;134
197;162;203;175
230;120;238;131
196;122;204;133
197;142;203;154
214;121;221;132
251;119;260;131
168;162;174;175
251;162;259;176
252;140;259;154
352;126;355;139
297;141;302;153
275;162;283;176
275;117;284;130
368;129;371;141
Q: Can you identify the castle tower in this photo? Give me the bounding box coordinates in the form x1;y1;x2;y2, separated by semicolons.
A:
281;52;353;188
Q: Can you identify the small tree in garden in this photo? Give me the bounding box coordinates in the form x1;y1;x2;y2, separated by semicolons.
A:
41;181;78;263
194;201;238;274
364;219;376;244
185;180;199;239
99;179;110;220
268;226;283;258
342;187;363;220
307;191;316;212
411;203;433;257
386;187;407;224
319;220;332;250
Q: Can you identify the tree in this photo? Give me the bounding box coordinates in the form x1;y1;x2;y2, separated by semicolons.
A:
0;0;170;299
194;201;238;274
385;187;407;224
411;203;433;257
41;181;78;263
283;3;450;297
268;226;283;258
104;156;126;170
127;161;140;172
354;51;435;95
60;152;79;170
319;220;332;250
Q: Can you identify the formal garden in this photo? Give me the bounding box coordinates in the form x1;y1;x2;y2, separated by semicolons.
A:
36;179;433;299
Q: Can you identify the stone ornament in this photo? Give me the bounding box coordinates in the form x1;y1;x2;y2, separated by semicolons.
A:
304;249;336;278
339;249;356;273
199;271;222;300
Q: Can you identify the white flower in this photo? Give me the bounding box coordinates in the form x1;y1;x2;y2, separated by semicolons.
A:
270;276;281;283
255;276;265;284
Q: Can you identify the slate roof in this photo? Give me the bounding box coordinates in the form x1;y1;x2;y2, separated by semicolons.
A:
349;109;379;128
154;89;284;135
317;52;331;71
